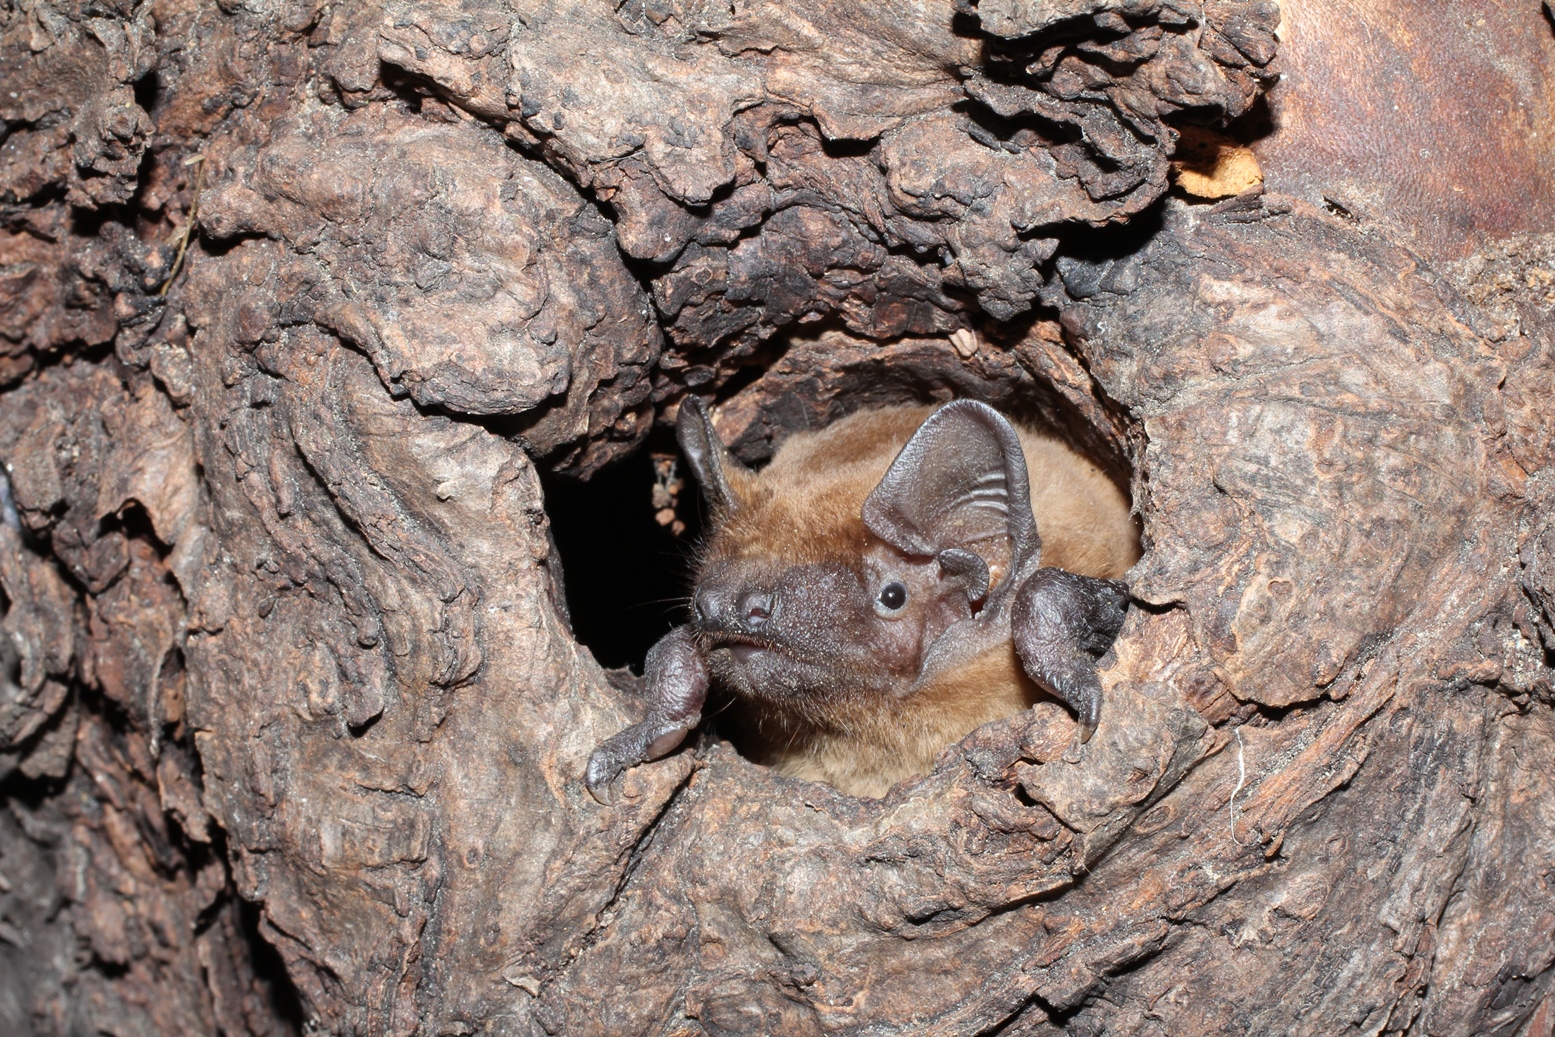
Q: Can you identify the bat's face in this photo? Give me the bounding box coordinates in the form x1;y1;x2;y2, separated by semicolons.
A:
691;540;978;713
676;398;1036;729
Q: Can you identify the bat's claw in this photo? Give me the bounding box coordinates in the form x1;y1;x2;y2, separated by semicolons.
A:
585;746;628;805
1065;671;1102;741
1011;568;1127;741
585;724;649;804
587;776;621;806
586;625;708;805
584;715;697;805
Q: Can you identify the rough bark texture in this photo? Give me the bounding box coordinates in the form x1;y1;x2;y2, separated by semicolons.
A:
1;1;1552;1035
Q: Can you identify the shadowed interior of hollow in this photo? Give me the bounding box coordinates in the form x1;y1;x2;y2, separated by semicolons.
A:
541;425;705;671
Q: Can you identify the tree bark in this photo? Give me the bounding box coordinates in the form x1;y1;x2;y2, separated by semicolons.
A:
1;1;1552;1035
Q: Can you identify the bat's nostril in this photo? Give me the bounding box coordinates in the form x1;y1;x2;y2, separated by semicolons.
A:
739;590;773;630
693;587;722;625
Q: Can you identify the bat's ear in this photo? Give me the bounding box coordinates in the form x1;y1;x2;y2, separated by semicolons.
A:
676;396;746;516
862;400;1040;591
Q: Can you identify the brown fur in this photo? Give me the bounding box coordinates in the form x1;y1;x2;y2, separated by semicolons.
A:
702;405;1141;797
766;644;1034;798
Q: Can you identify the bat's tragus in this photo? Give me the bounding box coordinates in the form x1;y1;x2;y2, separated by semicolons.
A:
587;397;1141;802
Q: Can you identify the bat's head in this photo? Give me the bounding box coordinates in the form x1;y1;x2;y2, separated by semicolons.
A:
676;398;1039;732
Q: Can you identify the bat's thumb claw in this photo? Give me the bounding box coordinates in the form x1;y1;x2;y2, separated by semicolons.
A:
1062;727;1091;764
585;749;625;805
1060;711;1097;764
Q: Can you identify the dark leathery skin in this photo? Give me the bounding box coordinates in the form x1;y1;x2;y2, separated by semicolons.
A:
585;624;708;803
1009;568;1129;742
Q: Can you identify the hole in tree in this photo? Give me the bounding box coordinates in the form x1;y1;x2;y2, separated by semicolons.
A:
132;70;161;116
546;325;1146;803
542;337;1142;685
541;425;706;672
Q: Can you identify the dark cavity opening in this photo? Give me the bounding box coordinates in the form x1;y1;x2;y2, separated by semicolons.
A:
132;69;161;117
541;425;706;672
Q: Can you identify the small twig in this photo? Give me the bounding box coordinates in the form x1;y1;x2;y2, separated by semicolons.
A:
159;154;205;296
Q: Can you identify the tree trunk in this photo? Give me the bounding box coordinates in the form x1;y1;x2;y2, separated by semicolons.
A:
2;1;1553;1035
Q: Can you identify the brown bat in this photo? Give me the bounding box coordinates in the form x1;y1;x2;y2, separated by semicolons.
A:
586;399;1140;800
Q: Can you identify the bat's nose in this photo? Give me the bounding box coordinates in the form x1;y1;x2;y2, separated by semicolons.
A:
694;582;775;634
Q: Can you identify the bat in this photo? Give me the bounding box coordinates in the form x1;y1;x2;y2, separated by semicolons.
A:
586;398;1140;800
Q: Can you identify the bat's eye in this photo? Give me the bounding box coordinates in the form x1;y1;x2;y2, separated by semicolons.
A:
877;582;908;611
